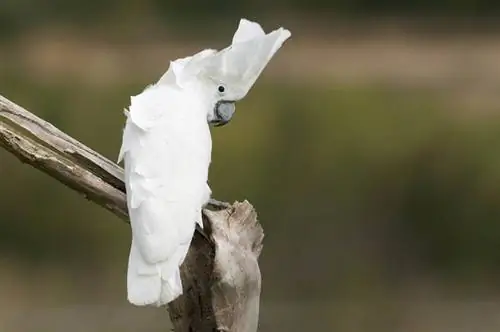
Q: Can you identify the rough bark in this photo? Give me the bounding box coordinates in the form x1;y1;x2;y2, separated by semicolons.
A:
0;94;264;332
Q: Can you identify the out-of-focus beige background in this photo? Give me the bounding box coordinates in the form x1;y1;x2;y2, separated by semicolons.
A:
2;2;500;331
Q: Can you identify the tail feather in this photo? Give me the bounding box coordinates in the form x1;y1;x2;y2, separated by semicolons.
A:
160;268;182;304
127;239;190;306
127;239;162;306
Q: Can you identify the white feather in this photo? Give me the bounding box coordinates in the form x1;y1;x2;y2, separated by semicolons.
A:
232;18;266;44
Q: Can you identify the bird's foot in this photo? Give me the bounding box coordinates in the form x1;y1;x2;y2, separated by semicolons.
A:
206;198;232;210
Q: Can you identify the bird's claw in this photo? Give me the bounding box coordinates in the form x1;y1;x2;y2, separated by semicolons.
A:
206;198;232;210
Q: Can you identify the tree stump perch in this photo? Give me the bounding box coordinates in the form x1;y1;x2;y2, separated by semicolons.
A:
169;203;263;332
0;94;264;332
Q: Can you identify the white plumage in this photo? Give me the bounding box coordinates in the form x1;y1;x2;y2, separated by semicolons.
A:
118;18;291;306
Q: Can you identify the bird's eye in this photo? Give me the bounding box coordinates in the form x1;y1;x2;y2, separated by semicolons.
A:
218;85;225;93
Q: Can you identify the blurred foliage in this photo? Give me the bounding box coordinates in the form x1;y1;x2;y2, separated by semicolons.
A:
2;70;500;301
1;0;500;41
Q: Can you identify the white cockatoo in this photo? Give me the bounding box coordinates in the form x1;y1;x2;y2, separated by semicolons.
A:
118;18;291;306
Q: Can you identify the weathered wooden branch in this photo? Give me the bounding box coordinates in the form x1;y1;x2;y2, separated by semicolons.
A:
0;94;264;332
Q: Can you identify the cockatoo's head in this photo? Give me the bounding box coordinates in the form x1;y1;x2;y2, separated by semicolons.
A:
158;18;291;126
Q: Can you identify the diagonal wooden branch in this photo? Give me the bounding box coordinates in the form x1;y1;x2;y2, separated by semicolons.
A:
0;94;264;332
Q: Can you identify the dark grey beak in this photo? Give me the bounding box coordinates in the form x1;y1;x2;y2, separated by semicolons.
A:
211;101;235;127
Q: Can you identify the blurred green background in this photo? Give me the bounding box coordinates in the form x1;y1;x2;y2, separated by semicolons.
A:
2;1;500;331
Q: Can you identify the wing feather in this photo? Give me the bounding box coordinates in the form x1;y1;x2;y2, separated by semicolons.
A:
119;83;212;305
